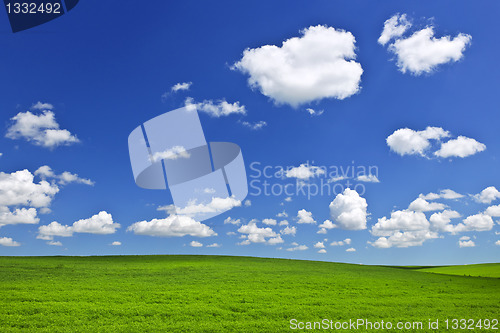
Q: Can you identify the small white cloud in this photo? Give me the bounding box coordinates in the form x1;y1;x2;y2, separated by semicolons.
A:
318;220;336;230
345;247;356;252
297;209;316;224
47;240;62;246
434;136;486;158
6;110;79;148
317;249;327;254
452;213;494;233
485;204;500;217
262;218;277;226
379;14;472;75
408;198;446;212
330;238;351;246
277;210;288;218
286;244;308;251
284;197;292;202
386;127;450;156
72;211;119;235
268;235;284;245
314;241;325;249
31;101;54;110
185;97;246;117
173;197;241;218
459;236;470;241
233;25;363;107
279;220;289;226
244;200;251;207
285;164;325;180
329;188;368;230
495;240;500;246
305;108;324;116
0;237;20;247
474;186;500;204
280;226;296;236
207;243;221;248
35;165;94;186
378;13;411;46
238;221;278;243
224;217;241;225
240;121;267;130
111;241;121;246
356;174;380;183
190;240;203;247
459;240;475;248
171;82;192;92
429;210;461;232
151;146;190;162
127;215;216;237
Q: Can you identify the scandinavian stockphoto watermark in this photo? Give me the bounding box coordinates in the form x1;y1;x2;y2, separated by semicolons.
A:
248;161;379;199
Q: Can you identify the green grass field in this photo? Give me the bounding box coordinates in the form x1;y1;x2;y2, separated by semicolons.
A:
0;256;498;332
414;263;500;278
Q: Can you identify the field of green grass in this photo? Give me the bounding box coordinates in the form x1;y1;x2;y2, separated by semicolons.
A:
0;256;498;332
414;263;500;278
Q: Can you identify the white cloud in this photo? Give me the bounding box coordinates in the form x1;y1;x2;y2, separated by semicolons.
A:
495;240;500;246
314;241;325;249
285;164;325;180
346;247;356;252
31;101;54;110
38;211;119;240
240;121;267;130
0;237;20;247
6;110;79;148
379;14;472;75
279;220;289;226
262;218;277;226
244;200;251;207
223;217;241;225
128;215;216;238
185;97;246;117
277;210;288;218
459;240;475;248
386;127;449;156
429;210;461;232
111;241;121;246
318;249;327;254
297;209;316;224
0;169;59;208
233;25;363;107
284;197;292;202
171;82;192;92
280;226;296;236
371;210;429;237
485;205;500;217
452;213;494;233
190;240;203;247
226;231;236;236
35;165;94;186
268;235;284;245
238;222;278;244
330;238;351;247
207;243;221;248
47;240;62;246
356;174;380;183
329;188;368;230
305;108;324;116
0;207;39;227
408;198;446;212
378;13;411;46
318;220;336;230
421;189;464;200
370;230;439;248
474;186;500;204
72;211;119;234
173;197;241;218
151;146;190;162
434;136;486;158
286;244;308;251
459;236;470;241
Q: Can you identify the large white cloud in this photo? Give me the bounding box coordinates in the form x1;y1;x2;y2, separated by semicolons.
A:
485;204;500;217
386;127;485;158
0;169;59;208
0;207;39;227
127;215;215;237
0;237;20;247
329;188;368;230
379;14;472;75
452;213;494;233
6;109;79;148
429;210;461;233
233;25;363;107
371;210;429;237
370;230;438;248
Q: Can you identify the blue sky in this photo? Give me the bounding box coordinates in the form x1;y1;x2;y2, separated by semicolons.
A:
0;0;499;265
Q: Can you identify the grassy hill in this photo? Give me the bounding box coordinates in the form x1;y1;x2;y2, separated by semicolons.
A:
413;263;500;278
0;255;498;332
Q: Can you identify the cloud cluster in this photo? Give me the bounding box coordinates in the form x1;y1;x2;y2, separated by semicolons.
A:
237;221;283;245
35;165;94;186
386;126;485;158
233;25;363;107
38;211;119;241
379;14;472;75
185;97;246;117
6;106;79;148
